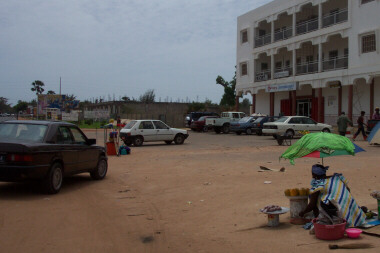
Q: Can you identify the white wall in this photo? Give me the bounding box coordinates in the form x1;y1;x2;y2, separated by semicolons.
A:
274;91;289;116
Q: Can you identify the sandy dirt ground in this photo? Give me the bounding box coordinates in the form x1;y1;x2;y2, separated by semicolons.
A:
0;130;379;253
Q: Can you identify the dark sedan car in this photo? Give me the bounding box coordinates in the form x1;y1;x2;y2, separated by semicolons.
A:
230;116;258;135
252;116;279;135
0;120;107;194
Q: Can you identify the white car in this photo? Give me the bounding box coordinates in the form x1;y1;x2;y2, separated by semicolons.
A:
262;116;332;137
119;120;189;146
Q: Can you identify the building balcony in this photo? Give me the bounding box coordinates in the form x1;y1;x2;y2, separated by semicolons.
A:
296;61;319;75
255;70;271;82
274;26;293;42
323;55;348;72
322;8;348;28
274;67;293;79
255;33;271;48
296;17;319;35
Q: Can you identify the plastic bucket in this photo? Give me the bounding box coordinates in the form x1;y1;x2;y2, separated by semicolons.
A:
288;196;308;218
312;218;346;240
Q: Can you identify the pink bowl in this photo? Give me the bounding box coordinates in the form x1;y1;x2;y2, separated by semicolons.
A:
346;228;362;238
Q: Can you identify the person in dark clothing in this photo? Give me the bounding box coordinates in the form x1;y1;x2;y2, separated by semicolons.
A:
353;111;367;141
337;112;352;136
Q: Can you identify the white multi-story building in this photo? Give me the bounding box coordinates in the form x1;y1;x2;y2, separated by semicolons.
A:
236;0;380;124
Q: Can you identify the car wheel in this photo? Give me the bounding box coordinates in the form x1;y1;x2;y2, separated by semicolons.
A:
91;156;108;180
174;134;185;145
236;131;242;135
123;139;132;146
165;141;172;145
214;127;221;134
322;128;330;133
134;136;143;147
273;134;278;139
43;162;63;194
222;124;230;134
286;129;295;138
203;126;208;132
246;128;252;135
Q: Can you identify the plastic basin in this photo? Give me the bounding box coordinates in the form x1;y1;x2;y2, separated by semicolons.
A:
312;218;346;240
346;228;362;238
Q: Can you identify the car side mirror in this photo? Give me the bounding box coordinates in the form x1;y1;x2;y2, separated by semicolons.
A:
87;139;96;145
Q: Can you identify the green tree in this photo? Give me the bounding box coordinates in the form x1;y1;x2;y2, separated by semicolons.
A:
187;102;205;113
31;80;45;95
0;97;12;113
13;100;28;113
139;89;155;103
65;94;77;101
121;96;130;102
47;90;56;94
216;69;236;108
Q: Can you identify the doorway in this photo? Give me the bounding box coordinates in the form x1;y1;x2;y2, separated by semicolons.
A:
297;99;311;117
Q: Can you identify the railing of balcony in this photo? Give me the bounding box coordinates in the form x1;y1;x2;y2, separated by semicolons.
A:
296;61;319;75
274;67;293;79
296;17;319;35
274;26;293;42
322;8;348;28
255;70;271;82
255;33;271;48
323;55;348;72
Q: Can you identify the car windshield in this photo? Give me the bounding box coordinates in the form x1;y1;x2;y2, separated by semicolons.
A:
275;117;289;123
0;123;48;142
198;116;206;121
123;121;137;129
253;117;265;123
239;117;252;123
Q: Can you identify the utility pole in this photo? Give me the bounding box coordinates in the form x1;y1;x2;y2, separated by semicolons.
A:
60;77;61;95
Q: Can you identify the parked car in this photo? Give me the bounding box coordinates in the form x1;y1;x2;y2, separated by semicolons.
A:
120;120;189;146
0;120;107;194
184;112;219;127
230;116;258;135
251;116;279;135
190;116;218;132
262;116;332;138
205;112;246;134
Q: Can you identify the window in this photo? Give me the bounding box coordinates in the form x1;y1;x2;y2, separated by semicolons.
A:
344;48;349;56
139;121;154;129
57;127;73;144
362;0;375;4
329;50;338;60
306;56;314;63
261;63;268;70
70;127;87;145
275;62;282;69
289;117;302;124
362;33;376;53
153;121;168;129
241;63;248;76
241;30;248;43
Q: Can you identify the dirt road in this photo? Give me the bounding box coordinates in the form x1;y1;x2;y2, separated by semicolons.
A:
0;131;379;253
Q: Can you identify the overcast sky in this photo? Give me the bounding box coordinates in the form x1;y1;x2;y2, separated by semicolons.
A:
0;0;270;105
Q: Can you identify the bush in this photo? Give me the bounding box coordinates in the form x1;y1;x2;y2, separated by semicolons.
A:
84;119;94;125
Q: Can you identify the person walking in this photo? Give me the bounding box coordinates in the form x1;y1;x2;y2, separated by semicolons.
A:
337;112;352;136
373;107;380;120
353;111;367;141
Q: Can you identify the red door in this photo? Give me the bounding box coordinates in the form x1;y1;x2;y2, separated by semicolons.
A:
311;97;324;122
281;99;291;116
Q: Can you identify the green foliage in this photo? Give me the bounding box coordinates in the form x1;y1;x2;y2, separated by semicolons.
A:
84;119;94;125
47;90;56;94
0;97;12;113
31;80;45;95
13;100;28;113
139;89;155;103
121;96;130;102
216;69;236;108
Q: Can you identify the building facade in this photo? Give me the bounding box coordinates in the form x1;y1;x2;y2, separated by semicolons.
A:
236;0;380;125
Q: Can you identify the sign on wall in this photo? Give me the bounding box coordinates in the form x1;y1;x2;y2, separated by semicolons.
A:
266;82;298;93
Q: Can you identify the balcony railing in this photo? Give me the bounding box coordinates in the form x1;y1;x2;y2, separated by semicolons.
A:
255;70;271;82
274;67;292;79
322;8;348;28
296;61;319;75
255;33;271;48
323;55;348;72
274;26;293;42
296;17;319;35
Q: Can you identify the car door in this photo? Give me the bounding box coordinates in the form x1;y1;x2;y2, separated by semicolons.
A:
69;126;98;170
55;126;78;173
302;117;319;132
153;121;172;141
287;117;302;135
137;121;156;141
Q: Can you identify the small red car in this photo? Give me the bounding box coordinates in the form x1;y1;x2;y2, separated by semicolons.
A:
190;116;218;132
